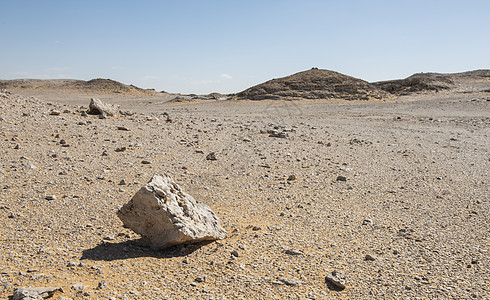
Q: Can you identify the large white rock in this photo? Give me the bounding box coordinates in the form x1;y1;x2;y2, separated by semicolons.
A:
88;98;119;116
117;174;227;249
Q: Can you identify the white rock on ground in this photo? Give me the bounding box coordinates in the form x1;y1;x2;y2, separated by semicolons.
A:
117;174;227;249
12;287;62;300
87;98;119;116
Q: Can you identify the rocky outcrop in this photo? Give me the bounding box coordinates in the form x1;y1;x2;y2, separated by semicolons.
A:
236;68;391;101
117;174;227;249
87;98;119;116
373;73;455;95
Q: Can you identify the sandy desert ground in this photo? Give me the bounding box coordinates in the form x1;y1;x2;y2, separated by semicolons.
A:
0;74;489;299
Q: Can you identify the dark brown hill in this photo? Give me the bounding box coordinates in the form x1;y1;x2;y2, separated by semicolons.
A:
373;70;490;95
373;73;455;95
236;68;391;100
0;78;158;95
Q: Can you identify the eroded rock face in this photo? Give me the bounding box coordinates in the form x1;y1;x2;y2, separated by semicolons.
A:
117;174;227;249
88;98;119;116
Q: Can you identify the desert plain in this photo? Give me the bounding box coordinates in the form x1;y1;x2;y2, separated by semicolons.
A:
0;69;489;299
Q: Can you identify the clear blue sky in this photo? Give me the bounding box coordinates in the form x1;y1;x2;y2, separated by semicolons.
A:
1;0;489;94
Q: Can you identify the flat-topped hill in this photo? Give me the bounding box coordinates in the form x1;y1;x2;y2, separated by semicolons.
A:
373;70;490;95
0;78;159;96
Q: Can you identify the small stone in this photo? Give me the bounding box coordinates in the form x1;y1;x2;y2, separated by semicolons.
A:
206;152;217;161
325;270;346;290
279;278;301;286
195;276;206;283
119;179;127;185
115;147;126;152
287;175;296;181
45;195;56;201
71;283;85;291
231;250;239;257
67;261;77;267
50;110;61;116
141;160;151;165
117;126;130;131
285;249;303;256
103;235;115;241
101;150;109;156
364;254;377;261
268;129;288;138
362;218;373;225
336;175;347;182
252;226;261;231
96;282;107;290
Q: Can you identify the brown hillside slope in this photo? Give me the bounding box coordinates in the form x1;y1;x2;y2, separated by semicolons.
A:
373;69;490;95
236;68;391;101
0;78;158;96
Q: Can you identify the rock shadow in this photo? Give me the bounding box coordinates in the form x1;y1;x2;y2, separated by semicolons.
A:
81;238;213;261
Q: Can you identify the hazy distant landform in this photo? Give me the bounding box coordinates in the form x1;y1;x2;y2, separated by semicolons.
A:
1;68;489;101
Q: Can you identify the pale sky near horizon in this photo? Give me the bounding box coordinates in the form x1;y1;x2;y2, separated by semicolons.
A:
1;0;489;94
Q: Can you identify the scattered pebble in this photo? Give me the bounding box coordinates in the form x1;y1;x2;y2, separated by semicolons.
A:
336;175;347;182
285;249;303;256
364;254;377;261
279;278;301;286
325;270;346;290
206;152;217;161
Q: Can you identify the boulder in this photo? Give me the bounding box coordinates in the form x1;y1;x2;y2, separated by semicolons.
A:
12;287;62;300
117;174;227;249
87;98;119;116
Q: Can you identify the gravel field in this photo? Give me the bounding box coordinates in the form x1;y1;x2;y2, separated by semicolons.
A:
0;87;488;299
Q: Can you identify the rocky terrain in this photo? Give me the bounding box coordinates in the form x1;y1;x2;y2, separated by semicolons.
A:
0;69;489;299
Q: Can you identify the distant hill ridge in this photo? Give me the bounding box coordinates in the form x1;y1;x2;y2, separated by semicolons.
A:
1;69;489;100
0;78;158;95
